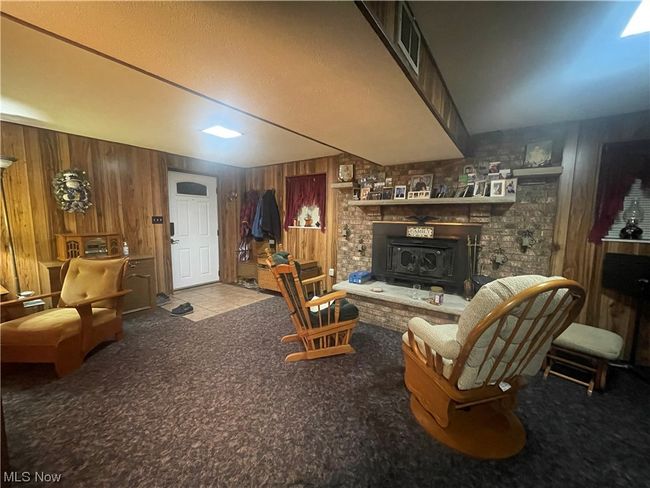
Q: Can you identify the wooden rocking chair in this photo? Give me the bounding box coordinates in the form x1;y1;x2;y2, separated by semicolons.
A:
403;276;585;459
267;252;358;362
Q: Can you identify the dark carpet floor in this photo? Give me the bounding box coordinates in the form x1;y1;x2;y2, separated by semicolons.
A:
2;297;649;488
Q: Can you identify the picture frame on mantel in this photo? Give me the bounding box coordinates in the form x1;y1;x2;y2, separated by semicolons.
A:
394;185;407;199
524;140;552;167
490;179;506;197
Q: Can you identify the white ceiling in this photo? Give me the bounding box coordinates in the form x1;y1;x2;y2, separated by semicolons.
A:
0;1;462;167
411;1;650;134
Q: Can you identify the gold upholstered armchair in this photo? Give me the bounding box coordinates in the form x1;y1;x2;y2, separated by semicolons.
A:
266;252;358;362
402;276;585;459
1;257;131;376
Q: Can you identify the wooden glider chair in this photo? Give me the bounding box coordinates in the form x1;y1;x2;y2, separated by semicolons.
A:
1;257;130;377
266;252;358;362
402;276;585;459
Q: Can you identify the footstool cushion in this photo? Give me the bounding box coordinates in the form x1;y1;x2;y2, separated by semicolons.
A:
553;323;623;360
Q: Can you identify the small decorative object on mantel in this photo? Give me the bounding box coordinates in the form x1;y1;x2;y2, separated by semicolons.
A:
394;186;407;199
619;197;645;239
407;215;437;225
338;164;354;182
524;140;553;167
52;169;92;213
304;214;313;227
517;229;537;253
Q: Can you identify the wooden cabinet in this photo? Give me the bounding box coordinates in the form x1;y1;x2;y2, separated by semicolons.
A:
38;255;155;314
122;256;155;314
55;233;122;261
257;258;320;292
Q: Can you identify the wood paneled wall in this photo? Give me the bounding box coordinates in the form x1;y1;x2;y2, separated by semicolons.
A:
552;111;650;363
243;156;339;290
0;122;243;296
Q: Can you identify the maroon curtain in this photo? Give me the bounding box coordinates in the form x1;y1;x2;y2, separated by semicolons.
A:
284;174;327;232
588;140;650;243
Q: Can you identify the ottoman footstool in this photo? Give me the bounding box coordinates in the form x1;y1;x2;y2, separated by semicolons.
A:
543;323;624;395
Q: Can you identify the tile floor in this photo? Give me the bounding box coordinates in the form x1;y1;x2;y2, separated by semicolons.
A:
161;283;273;322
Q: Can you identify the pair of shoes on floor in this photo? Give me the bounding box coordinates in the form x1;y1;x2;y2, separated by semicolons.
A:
171;302;193;316
156;293;171;306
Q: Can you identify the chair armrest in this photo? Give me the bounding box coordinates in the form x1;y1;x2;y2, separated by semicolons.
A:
66;289;132;308
1;291;61;307
301;274;326;286
408;317;461;360
305;290;347;308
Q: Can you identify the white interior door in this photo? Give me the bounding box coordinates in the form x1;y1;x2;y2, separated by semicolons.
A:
168;171;219;289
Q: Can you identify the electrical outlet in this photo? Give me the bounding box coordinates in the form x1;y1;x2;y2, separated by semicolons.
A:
152;216;164;224
328;268;335;277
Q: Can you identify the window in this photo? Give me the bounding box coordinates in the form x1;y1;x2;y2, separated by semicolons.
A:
606;179;650;240
177;182;207;196
398;2;421;74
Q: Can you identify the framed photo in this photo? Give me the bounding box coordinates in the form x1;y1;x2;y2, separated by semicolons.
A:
368;191;382;200
463;185;474;198
488;162;501;174
505;178;517;195
499;169;512;179
463;164;476;175
454;186;466;198
338;164;354;182
385;177;393;187
524;140;552;167
394;186;407;199
382;187;394;200
474;180;486;196
360;187;370;200
409;174;433;192
490;180;506;198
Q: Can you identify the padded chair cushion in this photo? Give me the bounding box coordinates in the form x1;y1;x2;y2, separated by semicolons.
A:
402;328;455;379
407;319;461;360
455;275;569;390
309;299;358;326
1;308;117;346
553;322;623;360
60;258;126;309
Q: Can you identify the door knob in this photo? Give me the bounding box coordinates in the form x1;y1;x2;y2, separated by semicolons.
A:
171;238;180;245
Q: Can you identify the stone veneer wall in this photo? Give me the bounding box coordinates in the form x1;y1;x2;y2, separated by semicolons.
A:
335;123;569;284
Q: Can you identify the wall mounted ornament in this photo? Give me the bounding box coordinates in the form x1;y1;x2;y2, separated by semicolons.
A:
52;169;92;213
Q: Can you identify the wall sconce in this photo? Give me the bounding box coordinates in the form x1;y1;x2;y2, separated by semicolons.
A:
491;247;508;269
227;190;238;202
357;237;366;255
341;224;351;240
517;229;537;253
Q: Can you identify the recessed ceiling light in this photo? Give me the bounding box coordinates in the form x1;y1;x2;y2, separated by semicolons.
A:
622;0;650;37
202;125;242;139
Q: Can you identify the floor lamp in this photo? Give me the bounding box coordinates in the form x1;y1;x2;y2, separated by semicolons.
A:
0;155;20;294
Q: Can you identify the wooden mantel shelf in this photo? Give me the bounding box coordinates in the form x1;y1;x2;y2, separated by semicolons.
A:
348;196;516;206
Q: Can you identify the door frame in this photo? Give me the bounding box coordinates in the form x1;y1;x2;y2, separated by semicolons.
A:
166;169;220;291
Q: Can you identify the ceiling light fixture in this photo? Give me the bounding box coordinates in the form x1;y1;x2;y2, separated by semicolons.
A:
621;0;650;37
202;125;242;139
